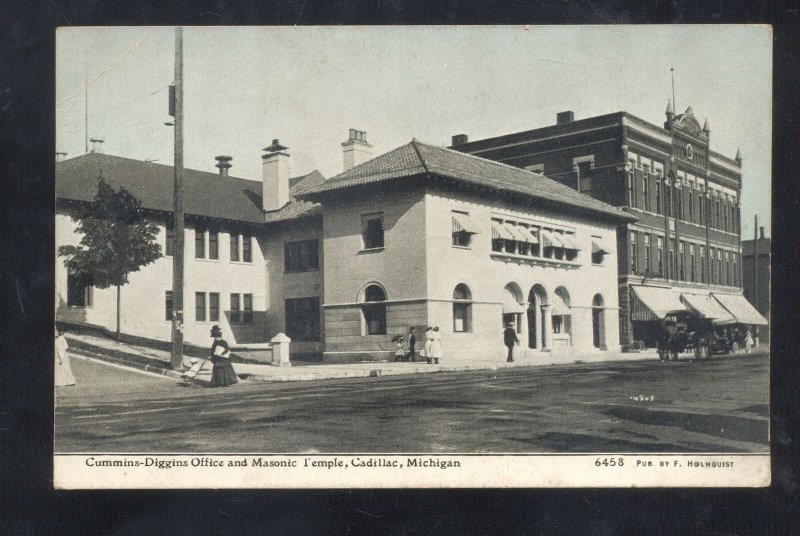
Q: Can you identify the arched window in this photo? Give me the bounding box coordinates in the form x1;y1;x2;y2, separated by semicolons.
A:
362;284;387;335
552;286;572;339
453;284;472;332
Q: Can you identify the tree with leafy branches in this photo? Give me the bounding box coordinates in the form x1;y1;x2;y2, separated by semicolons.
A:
59;176;162;339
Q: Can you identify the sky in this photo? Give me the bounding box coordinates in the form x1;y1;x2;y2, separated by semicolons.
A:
56;25;772;237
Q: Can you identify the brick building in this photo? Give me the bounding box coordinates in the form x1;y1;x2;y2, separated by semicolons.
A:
453;104;765;348
742;229;770;344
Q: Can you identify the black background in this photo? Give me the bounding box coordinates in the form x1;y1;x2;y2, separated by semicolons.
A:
2;1;799;534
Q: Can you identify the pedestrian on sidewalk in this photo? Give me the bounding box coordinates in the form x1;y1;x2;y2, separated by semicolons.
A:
504;322;519;362
209;325;238;387
424;327;433;364
392;335;405;362
407;327;417;362
430;327;442;365
55;326;76;387
744;327;754;354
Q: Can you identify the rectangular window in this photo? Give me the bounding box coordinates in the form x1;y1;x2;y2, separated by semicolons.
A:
700;246;706;283
284;239;320;272
688;192;694;222
209;292;219;322
627;162;636;206
195;227;205;258
361;212;384;249
195;292;206;321
453;302;471;332
655;179;662;215
284;297;321;342
452;211;473;247
629;231;637;273
230;233;240;262
669;239;676;279
67;272;93;307
699;193;705;225
675;186;683;220
577;161;592;195
243;293;253;323
230;293;240;323
642;165;650;211
709;247;716;284
643;234;651;274
165;219;174;256
733;253;739;286
689;244;696;282
657;237;664;276
165;290;173;321
725;251;731;285
208;229;219;260
242;235;252;263
678;241;685;280
664;181;672;217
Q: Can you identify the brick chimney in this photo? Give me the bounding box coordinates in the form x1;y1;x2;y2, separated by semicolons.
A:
451;134;468;146
342;129;373;171
556;111;575;125
262;139;290;212
215;155;232;176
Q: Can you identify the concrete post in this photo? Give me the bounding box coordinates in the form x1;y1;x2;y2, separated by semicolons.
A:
541;305;553;351
270;332;291;367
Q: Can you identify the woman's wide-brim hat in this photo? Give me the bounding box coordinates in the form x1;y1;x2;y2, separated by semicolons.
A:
210;325;222;337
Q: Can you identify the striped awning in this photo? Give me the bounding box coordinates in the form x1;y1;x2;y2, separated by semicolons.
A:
591;238;612;255
516;226;539;244
681;294;736;324
503;222;529;242
560;233;580;250
712;293;768;325
630;286;688;321
501;291;526;314
540;230;563;248
491;220;514;240
452;212;480;234
551;293;571;315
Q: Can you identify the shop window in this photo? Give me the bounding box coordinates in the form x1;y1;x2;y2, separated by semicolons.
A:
67;271;93;307
362;284;387;335
361;212;384;249
452;284;472;333
285;297;321;342
285;239;320;272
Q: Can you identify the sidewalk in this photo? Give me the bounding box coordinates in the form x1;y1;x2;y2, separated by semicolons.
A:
65;331;694;384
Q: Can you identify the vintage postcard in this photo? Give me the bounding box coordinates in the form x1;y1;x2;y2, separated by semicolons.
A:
53;25;771;488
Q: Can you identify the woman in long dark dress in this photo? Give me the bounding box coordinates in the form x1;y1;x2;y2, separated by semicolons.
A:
209;325;238;387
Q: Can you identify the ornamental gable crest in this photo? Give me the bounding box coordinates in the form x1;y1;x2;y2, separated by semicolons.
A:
672;106;705;138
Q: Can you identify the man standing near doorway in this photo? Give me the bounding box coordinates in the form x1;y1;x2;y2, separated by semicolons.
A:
504;322;519;362
407;327;417;362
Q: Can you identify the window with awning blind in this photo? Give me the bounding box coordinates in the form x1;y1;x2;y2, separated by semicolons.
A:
452;211;478;247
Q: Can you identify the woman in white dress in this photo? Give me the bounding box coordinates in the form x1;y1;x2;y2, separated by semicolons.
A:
424;327;434;364
429;326;443;365
55;327;76;387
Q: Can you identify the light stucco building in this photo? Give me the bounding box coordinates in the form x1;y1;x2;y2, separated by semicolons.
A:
56;130;636;363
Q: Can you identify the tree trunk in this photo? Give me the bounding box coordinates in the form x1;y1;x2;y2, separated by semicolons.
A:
116;285;121;340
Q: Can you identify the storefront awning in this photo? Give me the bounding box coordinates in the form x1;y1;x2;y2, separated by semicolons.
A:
491;220;514;240
592;238;612;255
540;230;563;248
712;293;768;325
681;294;736;324
452;212;480;234
516;225;539;244
551;293;571;316
630;286;688;321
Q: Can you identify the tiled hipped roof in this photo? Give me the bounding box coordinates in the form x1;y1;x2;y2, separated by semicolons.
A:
56;152;322;224
299;140;635;222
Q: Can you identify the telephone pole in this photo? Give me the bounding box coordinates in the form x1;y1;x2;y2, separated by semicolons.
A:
170;27;185;370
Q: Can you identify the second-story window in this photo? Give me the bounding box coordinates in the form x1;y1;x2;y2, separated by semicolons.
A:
629;231;637;273
195;227;205;258
285;239;320;272
657;237;664;276
230;233;240;262
208;228;219;260
642;165;650;212
678;241;685;280
689;244;696;282
643;234;651;274
242;235;252;262
361;212;384;249
700;245;706;282
627;162;636;206
577;161;592;195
